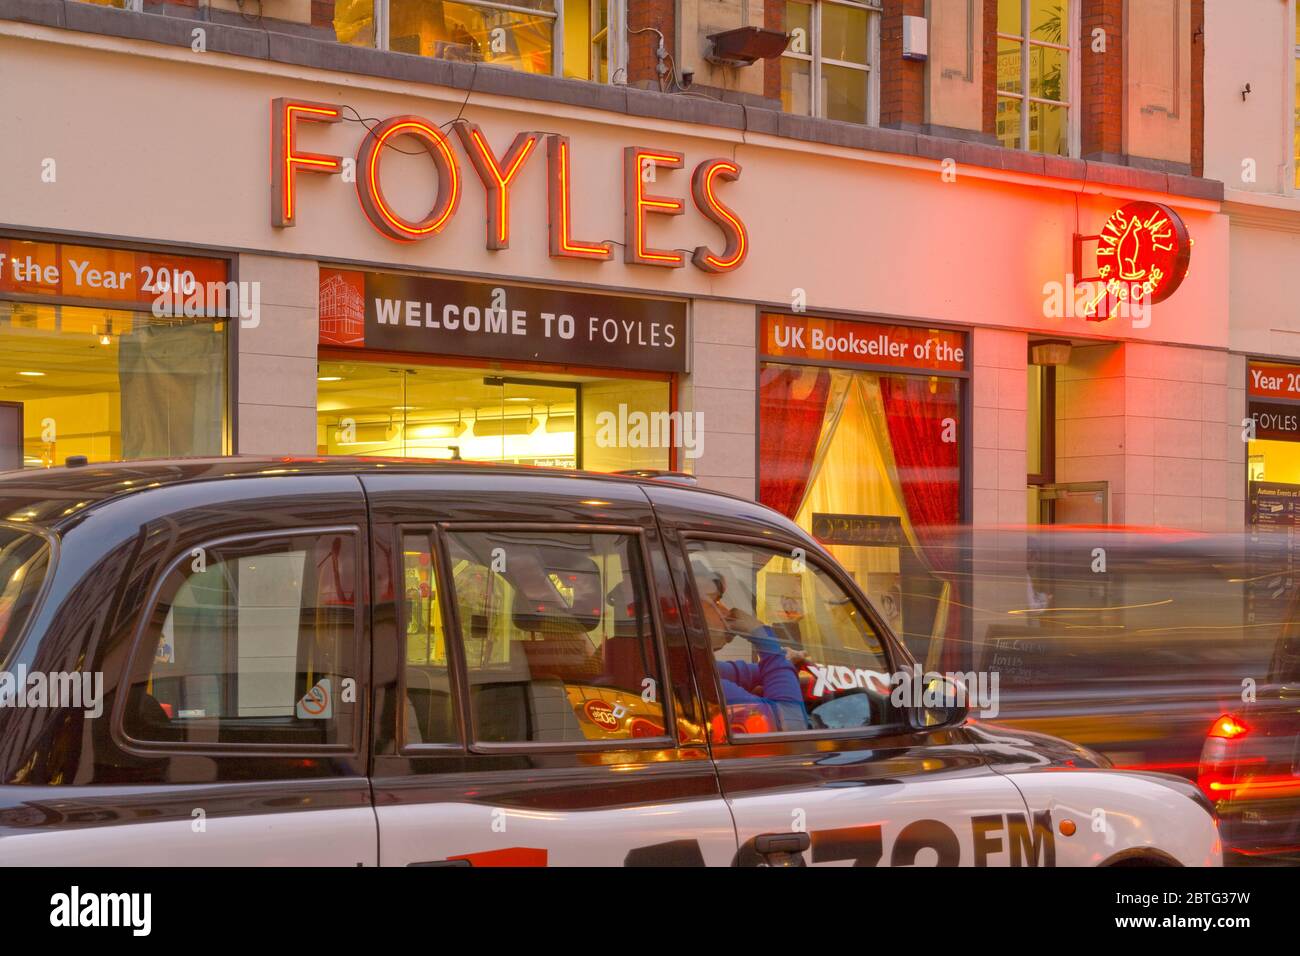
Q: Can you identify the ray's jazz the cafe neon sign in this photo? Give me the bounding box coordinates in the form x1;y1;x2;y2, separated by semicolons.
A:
1077;200;1191;320
270;98;748;274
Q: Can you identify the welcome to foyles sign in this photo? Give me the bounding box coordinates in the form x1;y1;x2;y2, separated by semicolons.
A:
320;268;687;373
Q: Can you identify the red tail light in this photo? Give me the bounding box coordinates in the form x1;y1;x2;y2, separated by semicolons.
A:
1208;714;1250;740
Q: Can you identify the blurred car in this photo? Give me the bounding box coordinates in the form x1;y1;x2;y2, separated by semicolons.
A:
939;526;1288;784
1198;623;1300;864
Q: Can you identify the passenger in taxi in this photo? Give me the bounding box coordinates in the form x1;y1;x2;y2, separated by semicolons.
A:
692;559;809;732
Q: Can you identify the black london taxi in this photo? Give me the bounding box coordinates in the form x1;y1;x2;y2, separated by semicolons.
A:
0;458;1219;866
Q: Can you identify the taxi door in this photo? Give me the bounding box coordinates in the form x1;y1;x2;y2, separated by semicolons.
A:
650;500;1037;867
364;472;737;866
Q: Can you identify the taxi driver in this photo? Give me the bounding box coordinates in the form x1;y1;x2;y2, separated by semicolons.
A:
692;559;809;732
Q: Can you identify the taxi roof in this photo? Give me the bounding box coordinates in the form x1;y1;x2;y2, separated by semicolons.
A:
0;456;748;532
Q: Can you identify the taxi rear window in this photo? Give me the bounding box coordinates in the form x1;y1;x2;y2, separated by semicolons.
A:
0;528;51;665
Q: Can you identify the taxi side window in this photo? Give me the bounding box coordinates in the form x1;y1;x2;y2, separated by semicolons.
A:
122;531;360;749
437;529;667;746
685;540;900;737
400;530;456;744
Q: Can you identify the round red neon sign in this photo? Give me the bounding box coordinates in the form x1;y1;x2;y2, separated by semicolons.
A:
1094;200;1191;305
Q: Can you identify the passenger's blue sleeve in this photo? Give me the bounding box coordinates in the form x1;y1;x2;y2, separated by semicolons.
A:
716;625;804;706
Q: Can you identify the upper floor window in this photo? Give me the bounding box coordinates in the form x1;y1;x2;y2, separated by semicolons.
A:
78;1;625;83
1294;4;1300;187
781;0;881;125
995;0;1074;155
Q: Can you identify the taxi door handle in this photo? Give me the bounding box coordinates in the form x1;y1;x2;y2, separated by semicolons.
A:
409;859;471;867
754;832;810;867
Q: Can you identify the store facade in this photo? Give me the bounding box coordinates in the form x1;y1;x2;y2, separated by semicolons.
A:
0;11;1233;667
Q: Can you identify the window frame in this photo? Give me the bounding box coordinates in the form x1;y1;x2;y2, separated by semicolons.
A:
1026;359;1057;522
112;526;367;758
394;525;471;752
780;0;882;126
372;0;627;83
677;530;910;747
1293;0;1300;190
412;520;678;754
994;0;1080;157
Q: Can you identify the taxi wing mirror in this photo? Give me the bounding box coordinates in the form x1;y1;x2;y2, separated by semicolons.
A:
907;673;970;730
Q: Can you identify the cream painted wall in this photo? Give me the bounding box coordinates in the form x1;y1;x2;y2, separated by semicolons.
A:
679;298;756;498
678;0;767;97
1124;0;1193;166
1227;217;1300;358
927;0;984;133
971;327;1027;526
0;25;1228;353
236;254;319;454
1053;340;1237;531
1203;0;1293;194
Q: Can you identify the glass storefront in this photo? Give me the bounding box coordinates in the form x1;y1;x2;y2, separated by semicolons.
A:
0;302;227;467
757;314;967;670
316;266;685;473
1246;359;1300;528
317;359;672;471
0;237;230;468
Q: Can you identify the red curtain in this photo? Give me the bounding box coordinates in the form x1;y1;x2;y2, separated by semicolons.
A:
879;376;961;538
759;366;832;520
879;375;965;669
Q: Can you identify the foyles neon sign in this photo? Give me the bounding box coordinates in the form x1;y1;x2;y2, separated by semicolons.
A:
270;98;748;274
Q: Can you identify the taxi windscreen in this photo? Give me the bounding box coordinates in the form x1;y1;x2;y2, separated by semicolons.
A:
0;527;51;665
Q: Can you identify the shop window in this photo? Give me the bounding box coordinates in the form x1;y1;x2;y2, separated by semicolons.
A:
995;0;1074;155
758;363;961;670
316;360;671;472
440;528;667;745
123;531;361;749
0;302;227;468
781;0;879;124
685;539;898;737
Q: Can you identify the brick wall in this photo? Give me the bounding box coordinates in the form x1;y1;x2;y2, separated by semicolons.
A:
1080;0;1124;159
1191;0;1204;177
764;0;785;103
880;0;926;127
981;0;998;135
627;0;676;89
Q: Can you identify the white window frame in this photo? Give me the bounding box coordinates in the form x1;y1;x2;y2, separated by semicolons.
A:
994;0;1080;157
373;0;626;83
780;0;882;126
